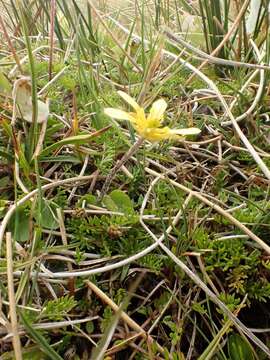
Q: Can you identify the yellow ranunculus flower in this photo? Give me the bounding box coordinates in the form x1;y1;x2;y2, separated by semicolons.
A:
104;91;200;142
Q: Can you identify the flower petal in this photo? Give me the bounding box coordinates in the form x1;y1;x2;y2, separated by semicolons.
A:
147;99;167;123
141;126;172;142
117;91;140;111
134;107;146;127
104;108;134;122
171;127;201;136
140;126;200;142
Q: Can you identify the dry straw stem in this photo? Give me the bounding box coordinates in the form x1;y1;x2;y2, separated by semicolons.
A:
38;65;69;95
32;119;48;159
67;154;89;203
2;316;98;340
105;332;151;357
222;39;265;126
6;232;23;360
85;280;165;355
56;208;73;273
163;29;270;70
15;158;29;194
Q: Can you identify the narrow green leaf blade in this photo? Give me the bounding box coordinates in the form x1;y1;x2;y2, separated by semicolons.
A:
39;126;111;157
19;311;64;360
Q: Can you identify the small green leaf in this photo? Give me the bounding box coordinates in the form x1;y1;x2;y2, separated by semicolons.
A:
228;333;254;360
86;321;94;334
103;190;134;214
78;194;97;206
35;199;59;230
39;125;111;157
40;155;81;164
8;205;30;243
103;195;118;212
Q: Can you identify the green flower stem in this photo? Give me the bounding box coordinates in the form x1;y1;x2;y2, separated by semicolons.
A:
99;137;144;201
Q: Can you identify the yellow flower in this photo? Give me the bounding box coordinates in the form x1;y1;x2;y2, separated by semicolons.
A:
104;91;200;142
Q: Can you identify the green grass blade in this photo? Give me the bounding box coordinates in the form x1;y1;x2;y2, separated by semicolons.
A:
19;310;63;360
39;126;111;157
